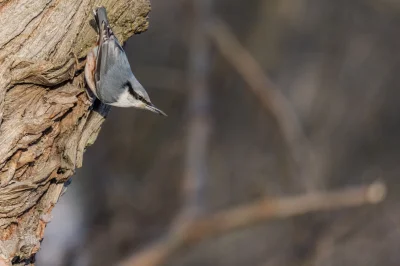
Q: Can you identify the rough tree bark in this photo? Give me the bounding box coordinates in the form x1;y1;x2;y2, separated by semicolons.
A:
0;0;150;265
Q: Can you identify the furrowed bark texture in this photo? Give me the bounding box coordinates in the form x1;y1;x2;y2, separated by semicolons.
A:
0;0;150;265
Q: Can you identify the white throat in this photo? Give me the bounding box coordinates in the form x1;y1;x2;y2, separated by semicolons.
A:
109;90;145;108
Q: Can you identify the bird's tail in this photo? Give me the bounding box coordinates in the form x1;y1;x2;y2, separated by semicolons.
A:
93;7;112;39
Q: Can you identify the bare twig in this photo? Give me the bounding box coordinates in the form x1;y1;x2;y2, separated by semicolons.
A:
207;19;318;191
119;181;386;266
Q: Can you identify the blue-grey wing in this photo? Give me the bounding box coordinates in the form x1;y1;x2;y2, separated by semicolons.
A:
95;38;134;103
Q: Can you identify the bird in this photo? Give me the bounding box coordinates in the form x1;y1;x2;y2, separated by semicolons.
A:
84;6;167;116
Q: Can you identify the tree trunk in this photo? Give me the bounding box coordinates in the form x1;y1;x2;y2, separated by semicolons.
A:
0;0;150;264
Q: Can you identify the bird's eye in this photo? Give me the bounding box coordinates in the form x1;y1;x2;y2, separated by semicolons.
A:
135;93;146;102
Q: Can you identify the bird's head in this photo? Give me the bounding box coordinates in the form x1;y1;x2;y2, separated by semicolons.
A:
118;78;167;116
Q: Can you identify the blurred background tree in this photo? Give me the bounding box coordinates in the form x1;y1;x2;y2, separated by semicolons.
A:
38;0;400;265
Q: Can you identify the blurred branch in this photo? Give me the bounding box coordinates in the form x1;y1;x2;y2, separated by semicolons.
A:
119;181;386;266
181;0;212;218
119;10;390;266
120;1;213;265
207;19;318;191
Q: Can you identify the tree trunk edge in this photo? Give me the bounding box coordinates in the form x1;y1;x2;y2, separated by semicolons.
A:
0;0;151;265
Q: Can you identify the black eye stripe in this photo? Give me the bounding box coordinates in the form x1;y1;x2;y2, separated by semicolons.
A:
125;82;136;97
125;82;149;104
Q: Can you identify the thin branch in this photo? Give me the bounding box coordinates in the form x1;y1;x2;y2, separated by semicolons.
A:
207;19;319;191
119;181;386;266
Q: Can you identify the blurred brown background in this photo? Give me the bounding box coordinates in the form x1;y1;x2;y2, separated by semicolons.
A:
37;0;400;265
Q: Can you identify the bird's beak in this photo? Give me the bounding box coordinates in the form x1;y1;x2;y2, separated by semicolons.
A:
145;103;167;116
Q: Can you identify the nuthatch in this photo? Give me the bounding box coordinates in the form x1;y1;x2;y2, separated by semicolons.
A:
85;7;167;116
